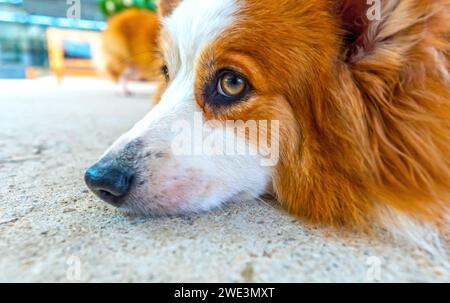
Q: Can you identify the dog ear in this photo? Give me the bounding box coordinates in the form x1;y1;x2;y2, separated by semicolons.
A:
157;0;182;17
334;0;371;60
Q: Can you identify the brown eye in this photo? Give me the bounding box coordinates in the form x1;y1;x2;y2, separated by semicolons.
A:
203;69;252;106
218;72;247;97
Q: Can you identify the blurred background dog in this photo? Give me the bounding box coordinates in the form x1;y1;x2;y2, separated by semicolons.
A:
100;8;161;95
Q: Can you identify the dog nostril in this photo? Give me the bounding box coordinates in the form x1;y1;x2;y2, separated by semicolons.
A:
98;189;115;198
84;164;134;206
99;189;112;196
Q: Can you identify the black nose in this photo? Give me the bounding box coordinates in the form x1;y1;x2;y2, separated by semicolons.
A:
84;162;134;206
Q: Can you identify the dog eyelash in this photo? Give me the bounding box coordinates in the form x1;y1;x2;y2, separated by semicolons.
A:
161;64;170;82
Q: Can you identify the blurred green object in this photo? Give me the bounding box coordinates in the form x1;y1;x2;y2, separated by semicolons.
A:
99;0;157;18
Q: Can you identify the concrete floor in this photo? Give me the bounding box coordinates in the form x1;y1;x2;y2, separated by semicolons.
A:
0;77;448;282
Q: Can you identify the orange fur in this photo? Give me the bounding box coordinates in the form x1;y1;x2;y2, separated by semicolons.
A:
156;0;450;233
102;8;161;82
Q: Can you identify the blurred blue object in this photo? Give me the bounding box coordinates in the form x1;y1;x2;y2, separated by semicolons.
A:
0;64;26;79
0;11;106;31
63;40;92;59
0;0;106;78
0;1;24;4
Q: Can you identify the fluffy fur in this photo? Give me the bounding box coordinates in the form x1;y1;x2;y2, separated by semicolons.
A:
90;0;450;248
157;0;450;237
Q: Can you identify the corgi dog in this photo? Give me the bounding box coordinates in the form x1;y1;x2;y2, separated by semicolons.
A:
101;8;161;95
86;0;449;247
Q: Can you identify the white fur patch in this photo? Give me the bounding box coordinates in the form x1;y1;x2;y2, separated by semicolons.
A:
427;47;450;83
375;204;449;256
162;0;240;70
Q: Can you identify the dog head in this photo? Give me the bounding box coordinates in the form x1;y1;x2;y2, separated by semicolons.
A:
86;0;450;229
86;0;328;215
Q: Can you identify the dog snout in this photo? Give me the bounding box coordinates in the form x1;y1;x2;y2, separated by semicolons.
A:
85;161;134;207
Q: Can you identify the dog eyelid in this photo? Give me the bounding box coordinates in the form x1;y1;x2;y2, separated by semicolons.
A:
161;64;170;82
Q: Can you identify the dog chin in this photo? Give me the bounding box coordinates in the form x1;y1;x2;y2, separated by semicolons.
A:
116;182;261;217
116;195;225;217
